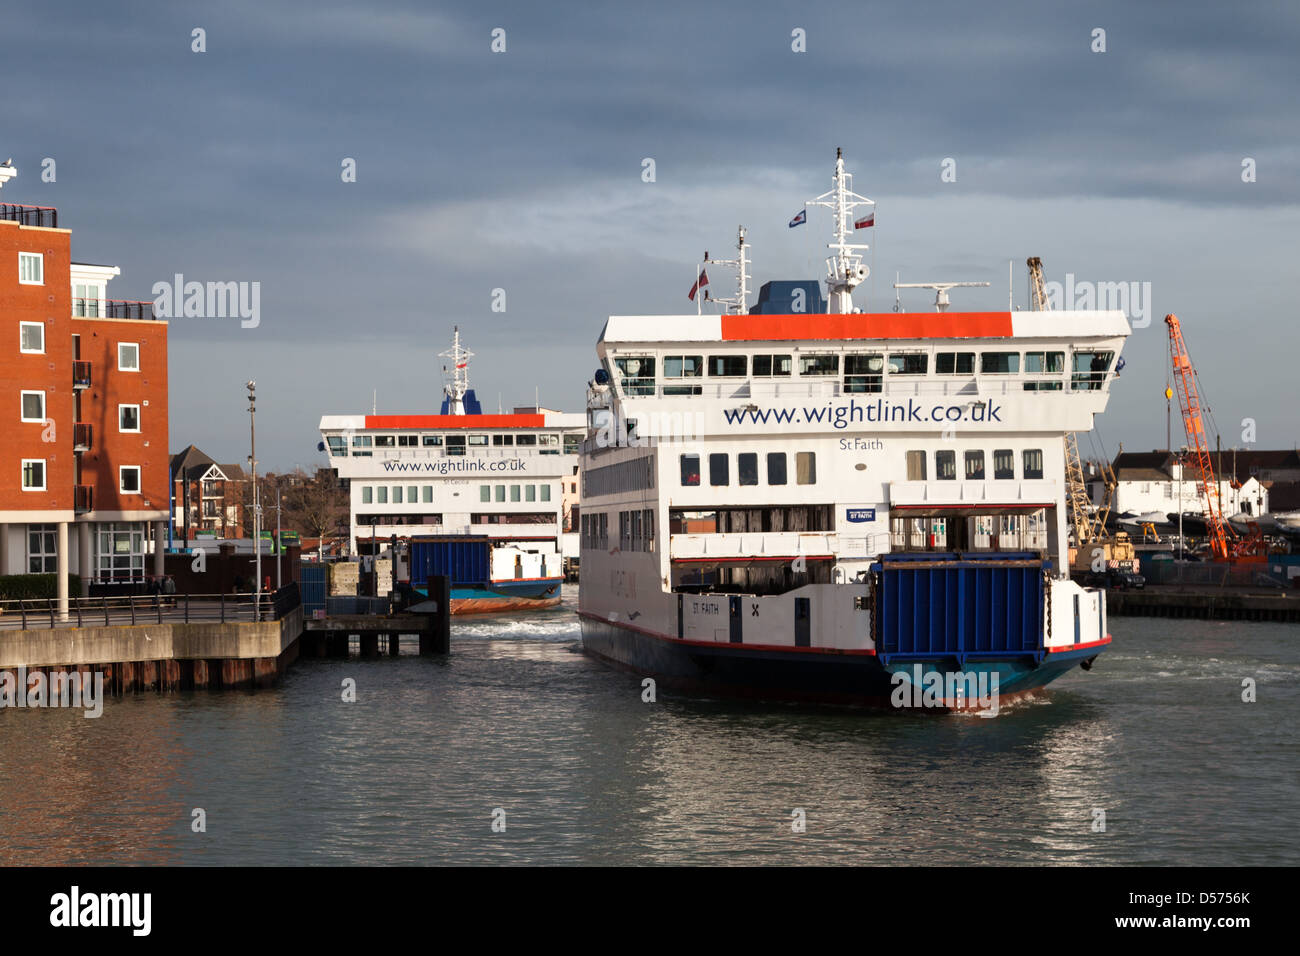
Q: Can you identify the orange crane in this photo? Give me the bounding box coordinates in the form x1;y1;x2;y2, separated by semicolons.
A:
1164;313;1265;561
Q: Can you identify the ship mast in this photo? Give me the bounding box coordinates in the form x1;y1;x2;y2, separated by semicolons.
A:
439;326;474;416
806;147;875;314
699;225;751;315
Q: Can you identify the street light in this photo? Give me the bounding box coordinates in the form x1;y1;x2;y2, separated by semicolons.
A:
247;381;261;619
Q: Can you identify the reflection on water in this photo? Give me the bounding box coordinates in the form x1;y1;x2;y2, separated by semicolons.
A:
1;600;1296;866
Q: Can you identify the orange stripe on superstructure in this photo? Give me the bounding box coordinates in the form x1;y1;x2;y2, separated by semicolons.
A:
719;311;1014;341
364;414;546;429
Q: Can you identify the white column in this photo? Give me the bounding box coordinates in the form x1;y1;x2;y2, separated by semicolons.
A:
153;520;166;576
57;521;69;621
78;523;92;596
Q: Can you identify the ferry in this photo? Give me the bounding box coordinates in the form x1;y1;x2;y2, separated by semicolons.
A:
319;330;584;613
577;150;1129;709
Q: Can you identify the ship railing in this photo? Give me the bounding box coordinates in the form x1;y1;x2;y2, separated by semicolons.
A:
613;375;1114;402
669;531;840;560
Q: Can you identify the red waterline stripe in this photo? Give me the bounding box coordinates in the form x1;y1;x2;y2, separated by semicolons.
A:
576;609;877;655
1048;635;1112;653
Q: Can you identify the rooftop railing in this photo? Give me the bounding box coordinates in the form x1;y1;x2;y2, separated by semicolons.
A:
0;203;57;228
73;298;156;320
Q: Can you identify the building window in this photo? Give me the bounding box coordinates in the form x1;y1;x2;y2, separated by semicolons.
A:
20;321;44;354
738;453;758;486
119;404;141;432
680;454;701;486
96;523;146;581
362;486;373;504
480;485;490;502
767;452;787;485
18;252;43;285
27;524;57;573
119;342;140;371
1023;449;1044;480
906;450;927;481
709;453;729;486
74;283;102;316
936;450;957;480
965;450;986;480
20;390;45;422
796;452;817;485
994;449;1015;479
22;459;46;491
119;465;141;494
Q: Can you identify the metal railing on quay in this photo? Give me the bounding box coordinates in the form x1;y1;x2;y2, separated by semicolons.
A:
0;584;301;631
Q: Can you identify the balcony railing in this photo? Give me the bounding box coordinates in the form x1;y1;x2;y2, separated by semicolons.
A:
73;298;155;320
73;360;92;389
0;203;57;228
73;423;93;452
74;485;93;513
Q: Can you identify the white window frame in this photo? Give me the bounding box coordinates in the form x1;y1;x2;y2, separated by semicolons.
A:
22;459;46;491
19;321;44;354
118;342;140;372
118;403;141;433
20;390;46;423
18;252;43;285
119;465;142;494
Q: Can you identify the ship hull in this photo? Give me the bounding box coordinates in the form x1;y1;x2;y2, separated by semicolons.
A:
578;613;1106;710
445;579;563;615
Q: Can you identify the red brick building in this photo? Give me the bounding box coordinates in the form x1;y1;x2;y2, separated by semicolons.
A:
1;165;169;607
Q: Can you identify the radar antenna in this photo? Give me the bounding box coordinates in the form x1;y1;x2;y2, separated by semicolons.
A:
892;278;990;313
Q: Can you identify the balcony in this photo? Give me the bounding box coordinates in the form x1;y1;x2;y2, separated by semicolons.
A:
0;203;57;228
73;423;93;452
73;298;155;320
73;361;92;389
74;485;93;513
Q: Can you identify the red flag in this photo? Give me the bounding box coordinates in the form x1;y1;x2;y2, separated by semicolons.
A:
688;269;709;300
854;213;874;229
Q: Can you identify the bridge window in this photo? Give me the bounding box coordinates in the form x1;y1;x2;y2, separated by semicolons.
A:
326;435;346;456
708;355;747;376
767;452;787;485
375;435;395;447
936;449;957;480
800;354;839;376
614;355;656;395
680;454;701;486
422;435;442;446
936;352;975;374
352;435;372;448
1023;449;1044;479
515;434;537;446
965;450;985;480
888;353;928;375
844;353;883;393
469;434;488;446
492;434;513;446
906;450;927;480
445;435;466;456
981;352;1020;374
709;453;729;486
796;452;817;485
664;355;703;395
738;453;758;486
563;433;582;454
994;448;1014;479
752;354;792;376
398;434;418;446
1025;351;1064;374
1071;350;1114;391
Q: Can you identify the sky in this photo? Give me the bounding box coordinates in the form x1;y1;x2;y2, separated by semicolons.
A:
3;0;1298;470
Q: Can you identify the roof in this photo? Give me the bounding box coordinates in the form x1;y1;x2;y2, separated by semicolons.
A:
1112;449;1300;484
170;444;216;479
1111;451;1173;480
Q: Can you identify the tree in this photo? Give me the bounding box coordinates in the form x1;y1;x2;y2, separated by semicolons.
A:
280;467;349;561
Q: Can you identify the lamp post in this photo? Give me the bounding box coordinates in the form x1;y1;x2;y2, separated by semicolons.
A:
247;381;261;619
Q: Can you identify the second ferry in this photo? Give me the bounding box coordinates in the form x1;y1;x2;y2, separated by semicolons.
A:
578;150;1130;709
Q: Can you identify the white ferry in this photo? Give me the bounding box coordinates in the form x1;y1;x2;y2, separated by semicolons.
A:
578;151;1129;708
319;330;584;613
